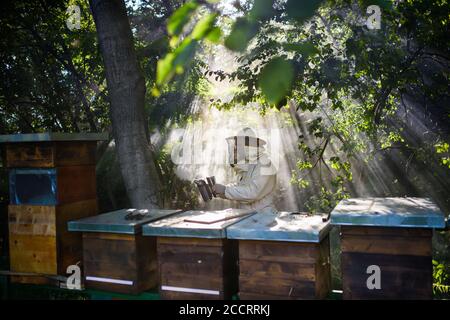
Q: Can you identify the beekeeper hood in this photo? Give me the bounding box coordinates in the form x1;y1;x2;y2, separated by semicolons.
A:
224;127;277;213
226;127;267;173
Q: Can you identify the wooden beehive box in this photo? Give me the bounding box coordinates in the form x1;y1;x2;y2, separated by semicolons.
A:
68;208;181;294
142;208;256;300
331;197;446;300
0;132;107;285
227;212;331;300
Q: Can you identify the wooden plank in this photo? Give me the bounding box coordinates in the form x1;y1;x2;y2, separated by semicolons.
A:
343;285;432;300
83;232;134;241
341;234;432;256
222;239;239;299
82;232;158;295
56;199;98;274
10;275;55;286
56;165;96;204
83;233;139;294
159;260;222;278
84;259;138;280
160;273;223;290
239;275;316;298
239;240;318;264
238;239;329;300
54;141;96;166
157;236;222;247
0;145;6;166
158;249;222;265
239;292;299;300
135;235;158;292
157;238;224;265
83;236;137;267
341;226;432;238
161;290;224;300
5;142;54;168
315;236;331;299
85;280;140;295
157;238;225;295
157;237;238;300
9;234;57;274
341;252;432;300
5;141;97;168
8;204;58;275
8;205;56;236
8;202;98;277
239;259;316;282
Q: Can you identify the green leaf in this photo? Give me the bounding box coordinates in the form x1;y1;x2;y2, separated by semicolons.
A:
156;38;197;85
205;26;221;43
285;0;322;23
224;18;258;52
249;0;275;20
258;57;294;105
435;142;449;154
283;42;319;57
167;2;198;36
192;13;218;40
172;38;197;73
156;53;175;85
297;160;313;170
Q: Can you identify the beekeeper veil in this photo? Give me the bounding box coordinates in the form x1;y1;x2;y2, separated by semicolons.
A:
226;127;267;173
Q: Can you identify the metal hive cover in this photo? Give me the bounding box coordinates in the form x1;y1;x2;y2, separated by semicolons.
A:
68;208;182;234
330;197;445;228
142;208;257;239
227;211;331;243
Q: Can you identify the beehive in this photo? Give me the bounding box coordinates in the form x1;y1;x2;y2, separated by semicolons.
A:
227;212;331;299
68;208;181;294
0;132;107;285
142;209;255;300
331;197;445;300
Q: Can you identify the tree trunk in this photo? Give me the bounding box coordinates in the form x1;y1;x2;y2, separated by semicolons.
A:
89;0;161;208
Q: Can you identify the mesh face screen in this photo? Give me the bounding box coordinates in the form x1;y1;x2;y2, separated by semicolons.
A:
226;136;261;165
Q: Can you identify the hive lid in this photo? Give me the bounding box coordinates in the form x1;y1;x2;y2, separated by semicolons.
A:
68;209;182;234
330;197;445;229
0;132;108;143
142;208;256;239
227;211;331;243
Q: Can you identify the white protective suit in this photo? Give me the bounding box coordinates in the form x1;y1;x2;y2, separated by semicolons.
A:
223;129;277;213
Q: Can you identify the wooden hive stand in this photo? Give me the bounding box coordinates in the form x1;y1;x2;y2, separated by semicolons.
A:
331;197;446;300
0;132;107;285
227;212;331;300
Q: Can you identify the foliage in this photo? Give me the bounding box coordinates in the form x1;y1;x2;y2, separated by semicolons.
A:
154;2;221;91
435;142;450;169
0;0;206;209
156;0;450;213
0;0;109;133
156;145;200;210
433;259;450;298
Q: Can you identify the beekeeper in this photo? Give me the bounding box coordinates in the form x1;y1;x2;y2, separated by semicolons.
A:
213;127;277;213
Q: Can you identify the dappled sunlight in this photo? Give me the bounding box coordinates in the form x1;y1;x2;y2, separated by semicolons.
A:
162;46;310;211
